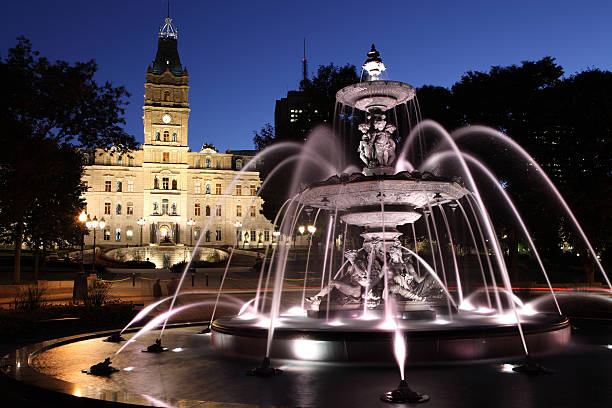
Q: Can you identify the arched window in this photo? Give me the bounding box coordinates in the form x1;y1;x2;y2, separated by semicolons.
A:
115;228;121;242
205;157;211;168
164;91;171;102
172;132;177;142
205;183;211;194
205;205;211;216
116;203;122;215
172;179;177;190
205;231;211;242
154;177;159;189
117;155;123;166
171;202;177;215
163;131;169;142
153;201;159;214
215;206;221;217
236;159;242;170
155;131;161;141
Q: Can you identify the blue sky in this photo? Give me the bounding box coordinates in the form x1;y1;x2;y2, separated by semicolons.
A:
3;1;612;151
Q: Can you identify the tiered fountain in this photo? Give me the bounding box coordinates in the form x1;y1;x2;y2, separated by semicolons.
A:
209;46;571;365
6;44;612;408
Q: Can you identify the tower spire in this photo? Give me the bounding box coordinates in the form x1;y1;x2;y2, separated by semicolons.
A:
302;38;308;83
167;0;170;18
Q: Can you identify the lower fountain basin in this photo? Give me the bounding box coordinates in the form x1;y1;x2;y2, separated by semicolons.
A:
211;313;570;363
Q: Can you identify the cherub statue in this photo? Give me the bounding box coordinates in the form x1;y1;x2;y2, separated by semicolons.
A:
372;116;397;166
358;122;376;167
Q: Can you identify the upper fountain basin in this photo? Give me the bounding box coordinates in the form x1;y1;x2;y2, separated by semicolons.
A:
336;80;416;112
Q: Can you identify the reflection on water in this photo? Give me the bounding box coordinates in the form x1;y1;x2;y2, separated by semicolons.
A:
30;327;612;408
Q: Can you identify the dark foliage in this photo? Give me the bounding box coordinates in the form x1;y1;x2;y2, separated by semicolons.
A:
0;37;137;283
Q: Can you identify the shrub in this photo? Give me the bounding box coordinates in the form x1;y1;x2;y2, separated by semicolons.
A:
13;285;48;312
170;259;226;273
123;260;156;269
83;280;112;307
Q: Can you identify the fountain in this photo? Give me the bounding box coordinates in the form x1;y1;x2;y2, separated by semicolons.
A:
5;45;611;407
209;45;573;365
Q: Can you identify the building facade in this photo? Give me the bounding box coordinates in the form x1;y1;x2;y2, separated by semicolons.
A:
82;16;274;248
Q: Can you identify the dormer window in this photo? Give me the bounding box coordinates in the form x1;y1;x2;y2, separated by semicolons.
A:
236;159;243;170
205;157;211;168
164;91;171;102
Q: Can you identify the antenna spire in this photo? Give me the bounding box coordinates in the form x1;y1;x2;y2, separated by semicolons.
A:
167;0;170;18
302;38;308;83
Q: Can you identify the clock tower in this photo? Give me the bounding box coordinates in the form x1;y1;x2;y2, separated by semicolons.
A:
142;15;190;156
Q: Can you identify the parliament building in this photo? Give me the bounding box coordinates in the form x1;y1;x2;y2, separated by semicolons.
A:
82;16;274;248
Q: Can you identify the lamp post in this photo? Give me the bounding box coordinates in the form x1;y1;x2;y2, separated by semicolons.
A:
137;218;146;246
86;215;105;275
78;210;87;271
187;218;196;246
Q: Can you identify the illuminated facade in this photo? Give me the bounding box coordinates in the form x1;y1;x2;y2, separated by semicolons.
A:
82;16;273;247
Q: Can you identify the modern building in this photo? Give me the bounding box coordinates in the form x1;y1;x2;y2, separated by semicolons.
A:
81;15;274;248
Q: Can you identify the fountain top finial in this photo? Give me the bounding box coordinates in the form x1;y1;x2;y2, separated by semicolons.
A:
363;44;386;80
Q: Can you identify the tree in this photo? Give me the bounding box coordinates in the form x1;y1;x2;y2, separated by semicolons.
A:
22;142;86;280
253;123;275;151
0;37;137;283
417;58;611;281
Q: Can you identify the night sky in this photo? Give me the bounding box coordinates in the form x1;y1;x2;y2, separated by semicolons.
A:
3;0;612;151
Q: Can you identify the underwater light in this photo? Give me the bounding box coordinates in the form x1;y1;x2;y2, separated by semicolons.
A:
293;339;325;360
499;363;518;373
283;306;307;317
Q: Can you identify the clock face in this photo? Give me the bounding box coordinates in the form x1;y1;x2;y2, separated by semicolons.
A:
162;114;172;124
